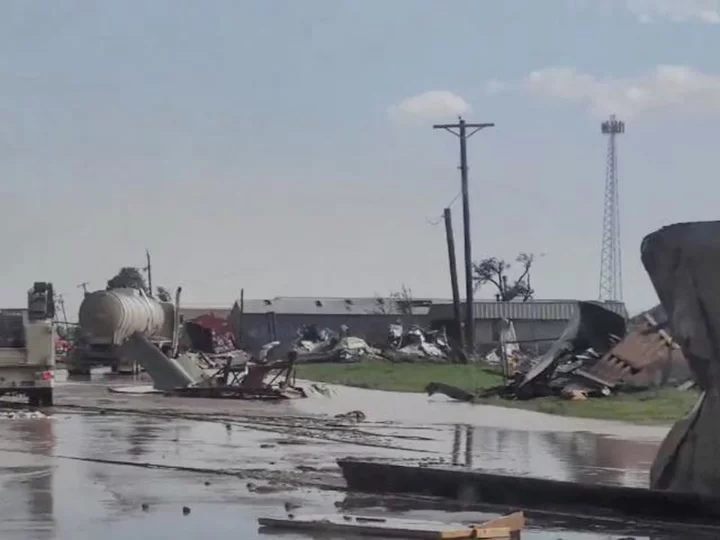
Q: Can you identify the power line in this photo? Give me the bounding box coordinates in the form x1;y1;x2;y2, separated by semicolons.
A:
426;191;462;226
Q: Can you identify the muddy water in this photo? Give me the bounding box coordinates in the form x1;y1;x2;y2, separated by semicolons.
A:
0;376;696;539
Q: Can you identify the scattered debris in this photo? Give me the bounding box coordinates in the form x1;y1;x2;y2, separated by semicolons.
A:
183;314;236;355
424;300;688;404
0;410;49;420
258;511;525;539
425;382;475;403
107;385;161;395
383;325;452;363
333;410;366;422
339;457;720;530
116;332;307;400
292;325;383;364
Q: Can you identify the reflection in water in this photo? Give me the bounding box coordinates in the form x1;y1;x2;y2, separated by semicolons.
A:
449;425;474;468
451;425;461;466
465;426;474;468
542;431;656;487
127;418;161;458
9;418;56;539
447;424;656;488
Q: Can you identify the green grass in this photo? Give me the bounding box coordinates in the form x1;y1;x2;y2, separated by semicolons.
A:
297;361;700;424
298;361;503;393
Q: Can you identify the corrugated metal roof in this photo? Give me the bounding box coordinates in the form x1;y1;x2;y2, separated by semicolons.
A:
233;297;450;316
428;299;628;321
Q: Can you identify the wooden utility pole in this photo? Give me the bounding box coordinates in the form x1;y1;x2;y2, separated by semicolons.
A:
443;208;465;356
56;294;68;325
145;249;153;297
239;288;245;341
434;117;494;356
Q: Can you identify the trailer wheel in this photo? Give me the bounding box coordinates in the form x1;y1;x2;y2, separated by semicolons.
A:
28;392;40;408
38;389;53;407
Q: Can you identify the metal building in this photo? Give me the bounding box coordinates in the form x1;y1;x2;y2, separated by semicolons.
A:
228;296;443;352
428;299;628;354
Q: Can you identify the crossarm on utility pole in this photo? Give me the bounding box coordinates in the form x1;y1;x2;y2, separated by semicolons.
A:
433;116;495;356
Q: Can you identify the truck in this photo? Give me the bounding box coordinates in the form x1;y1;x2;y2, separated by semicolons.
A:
68;287;180;374
0;282;56;407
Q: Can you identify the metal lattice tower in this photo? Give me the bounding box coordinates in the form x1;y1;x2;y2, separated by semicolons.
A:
598;114;624;302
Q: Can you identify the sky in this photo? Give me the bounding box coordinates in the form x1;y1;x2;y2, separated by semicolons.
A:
2;0;720;318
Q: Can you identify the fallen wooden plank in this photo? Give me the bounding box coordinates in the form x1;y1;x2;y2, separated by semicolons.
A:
257;513;515;539
472;511;525;532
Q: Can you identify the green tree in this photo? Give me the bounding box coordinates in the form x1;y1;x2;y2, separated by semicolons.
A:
106;267;148;292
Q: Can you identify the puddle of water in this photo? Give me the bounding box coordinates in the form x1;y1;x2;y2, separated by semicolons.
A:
0;378;694;539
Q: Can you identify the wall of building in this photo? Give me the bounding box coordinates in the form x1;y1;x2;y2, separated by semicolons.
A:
237;312;430;351
469;318;569;355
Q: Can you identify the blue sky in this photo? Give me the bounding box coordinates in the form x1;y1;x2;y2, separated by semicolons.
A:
2;0;720;317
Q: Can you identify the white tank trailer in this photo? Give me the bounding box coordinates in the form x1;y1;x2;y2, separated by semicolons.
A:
72;288;179;374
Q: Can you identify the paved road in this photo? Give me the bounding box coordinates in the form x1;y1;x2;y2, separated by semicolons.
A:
0;374;695;540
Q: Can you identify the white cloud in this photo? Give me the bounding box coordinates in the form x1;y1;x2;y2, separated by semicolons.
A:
625;0;720;23
519;65;720;118
389;91;471;121
484;79;506;96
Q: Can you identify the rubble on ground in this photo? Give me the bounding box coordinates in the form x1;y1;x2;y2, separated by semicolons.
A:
116;332;306;400
183;314;237;355
483;318;528;375
291;324;383;363
426;300;691;404
382;324;452;363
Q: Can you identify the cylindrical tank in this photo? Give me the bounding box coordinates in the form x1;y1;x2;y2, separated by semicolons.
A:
78;288;169;345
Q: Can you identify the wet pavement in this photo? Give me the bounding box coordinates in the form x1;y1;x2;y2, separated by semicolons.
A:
0;371;702;539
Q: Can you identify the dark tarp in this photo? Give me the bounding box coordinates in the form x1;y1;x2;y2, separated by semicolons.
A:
641;221;720;494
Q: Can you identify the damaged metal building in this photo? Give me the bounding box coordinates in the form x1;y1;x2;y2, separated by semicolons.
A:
228;297;444;352
429;299;628;354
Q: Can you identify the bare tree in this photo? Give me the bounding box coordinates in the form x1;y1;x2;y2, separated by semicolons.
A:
373;284;415;315
390;284;414;316
473;253;535;302
156;286;173;302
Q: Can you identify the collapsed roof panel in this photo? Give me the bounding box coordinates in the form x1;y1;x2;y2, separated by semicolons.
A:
517;301;627;394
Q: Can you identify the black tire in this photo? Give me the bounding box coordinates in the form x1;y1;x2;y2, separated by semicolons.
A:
28;392;40;408
38;389;53;407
